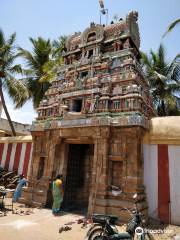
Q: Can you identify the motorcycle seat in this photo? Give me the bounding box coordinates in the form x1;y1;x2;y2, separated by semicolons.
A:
92;214;118;225
110;233;131;240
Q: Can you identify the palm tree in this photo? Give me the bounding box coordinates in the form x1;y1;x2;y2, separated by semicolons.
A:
163;19;180;37
18;37;52;108
141;44;180;116
0;30;29;136
39;36;67;84
52;35;67;58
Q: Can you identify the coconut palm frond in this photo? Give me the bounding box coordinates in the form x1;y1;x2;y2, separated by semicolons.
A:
18;47;39;71
7;32;16;46
141;52;152;69
0;30;26;135
52;35;67;58
153;71;167;81
171;65;180;82
0;29;5;47
163;19;180;37
18;37;52;108
141;44;180;116
8;64;23;74
167;54;180;82
21;69;35;77
5;74;30;108
150;49;158;66
157;44;167;71
26;76;50;109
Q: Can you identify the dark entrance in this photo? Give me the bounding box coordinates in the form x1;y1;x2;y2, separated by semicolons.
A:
71;99;82;112
62;144;93;212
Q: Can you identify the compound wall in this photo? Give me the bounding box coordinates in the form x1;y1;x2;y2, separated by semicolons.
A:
144;117;180;225
0;136;33;177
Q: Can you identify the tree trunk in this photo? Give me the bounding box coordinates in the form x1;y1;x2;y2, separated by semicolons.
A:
0;79;16;136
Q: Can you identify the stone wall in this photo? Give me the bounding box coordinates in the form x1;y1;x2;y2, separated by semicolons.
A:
0;118;30;136
20;125;147;222
1;117;179;225
93;127;147;221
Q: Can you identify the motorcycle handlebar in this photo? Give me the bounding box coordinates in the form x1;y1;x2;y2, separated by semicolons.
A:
119;207;134;216
119;207;143;218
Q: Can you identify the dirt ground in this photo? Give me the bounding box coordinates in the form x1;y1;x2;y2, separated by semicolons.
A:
0;199;180;240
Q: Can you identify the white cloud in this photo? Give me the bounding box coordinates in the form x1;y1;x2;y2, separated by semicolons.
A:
1;103;37;124
1;91;37;124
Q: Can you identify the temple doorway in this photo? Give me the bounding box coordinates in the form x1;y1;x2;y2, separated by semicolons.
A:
62;144;94;212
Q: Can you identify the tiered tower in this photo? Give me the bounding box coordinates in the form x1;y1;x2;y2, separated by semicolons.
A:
36;12;153;126
22;12;154;221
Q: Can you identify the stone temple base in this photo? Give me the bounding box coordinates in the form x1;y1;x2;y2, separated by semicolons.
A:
21;126;148;222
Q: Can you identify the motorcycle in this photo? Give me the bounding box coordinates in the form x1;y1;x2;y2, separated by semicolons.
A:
85;194;154;240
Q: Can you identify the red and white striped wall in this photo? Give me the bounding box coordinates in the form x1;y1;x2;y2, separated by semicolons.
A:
144;144;180;225
0;136;33;177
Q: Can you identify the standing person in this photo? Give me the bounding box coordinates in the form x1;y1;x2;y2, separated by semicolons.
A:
52;174;63;215
13;174;27;202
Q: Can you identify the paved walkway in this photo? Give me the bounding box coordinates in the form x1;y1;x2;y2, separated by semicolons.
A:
0;200;87;240
0;199;180;240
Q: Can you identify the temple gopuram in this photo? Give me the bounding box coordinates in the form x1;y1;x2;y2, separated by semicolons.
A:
21;11;154;221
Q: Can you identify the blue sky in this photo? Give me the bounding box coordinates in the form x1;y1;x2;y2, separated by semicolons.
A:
1;0;180;124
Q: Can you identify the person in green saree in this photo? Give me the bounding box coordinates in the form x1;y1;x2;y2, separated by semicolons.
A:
52;174;63;215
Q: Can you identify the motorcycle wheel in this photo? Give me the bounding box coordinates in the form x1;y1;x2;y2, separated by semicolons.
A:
88;227;110;240
140;232;155;240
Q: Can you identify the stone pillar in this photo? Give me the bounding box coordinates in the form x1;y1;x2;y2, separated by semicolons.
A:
123;127;145;194
100;126;147;222
20;131;46;206
88;127;110;215
20;130;62;207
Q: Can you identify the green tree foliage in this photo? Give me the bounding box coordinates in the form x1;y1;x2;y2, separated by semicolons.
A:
52;35;67;58
141;44;180;116
40;36;67;84
0;30;29;135
163;19;180;37
18;36;67;108
18;37;52;108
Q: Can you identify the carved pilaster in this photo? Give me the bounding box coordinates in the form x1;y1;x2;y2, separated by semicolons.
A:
88;127;110;215
44;131;62;178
